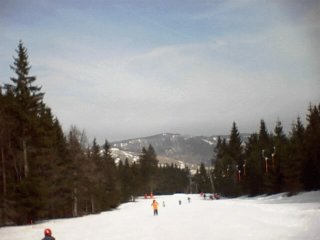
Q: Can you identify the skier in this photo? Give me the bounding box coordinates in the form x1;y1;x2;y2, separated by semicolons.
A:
151;199;159;216
42;228;55;240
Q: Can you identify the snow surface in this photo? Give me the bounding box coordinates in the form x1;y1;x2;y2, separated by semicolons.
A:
1;192;320;240
202;138;214;145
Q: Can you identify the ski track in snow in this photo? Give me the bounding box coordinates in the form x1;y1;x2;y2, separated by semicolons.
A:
1;192;320;240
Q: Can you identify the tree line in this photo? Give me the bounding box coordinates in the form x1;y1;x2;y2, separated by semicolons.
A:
206;108;320;197
0;42;189;226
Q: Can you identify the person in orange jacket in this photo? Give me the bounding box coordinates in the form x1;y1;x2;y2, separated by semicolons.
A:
151;199;159;216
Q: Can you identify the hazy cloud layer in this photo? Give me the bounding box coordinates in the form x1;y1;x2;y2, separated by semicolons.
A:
1;0;319;143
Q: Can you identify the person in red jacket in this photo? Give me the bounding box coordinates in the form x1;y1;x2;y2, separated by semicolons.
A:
42;228;55;240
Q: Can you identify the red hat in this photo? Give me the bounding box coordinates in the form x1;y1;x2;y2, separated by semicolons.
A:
44;228;52;236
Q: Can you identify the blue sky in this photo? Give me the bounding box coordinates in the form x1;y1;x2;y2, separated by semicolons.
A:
1;0;319;143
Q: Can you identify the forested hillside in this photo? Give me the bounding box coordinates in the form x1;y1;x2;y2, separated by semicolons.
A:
0;42;189;226
210;114;320;197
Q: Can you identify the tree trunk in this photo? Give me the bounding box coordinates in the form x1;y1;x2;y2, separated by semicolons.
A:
91;195;95;214
73;188;78;217
1;148;7;225
1;148;6;197
8;141;21;183
22;139;29;178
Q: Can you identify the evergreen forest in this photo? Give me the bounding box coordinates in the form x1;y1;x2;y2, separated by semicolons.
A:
0;42;319;226
0;42;188;225
206;111;320;197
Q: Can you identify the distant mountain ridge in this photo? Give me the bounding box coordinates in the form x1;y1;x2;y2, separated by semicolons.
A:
110;133;251;167
111;133;220;166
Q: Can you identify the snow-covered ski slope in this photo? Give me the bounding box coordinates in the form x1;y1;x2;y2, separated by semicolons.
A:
1;191;320;240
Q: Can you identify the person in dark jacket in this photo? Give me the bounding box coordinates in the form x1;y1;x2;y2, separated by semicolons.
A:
42;228;55;240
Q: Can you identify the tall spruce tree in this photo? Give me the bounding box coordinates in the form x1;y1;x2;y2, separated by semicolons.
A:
119;158;134;202
258;119;273;193
87;138;101;213
244;133;263;195
138;145;158;193
194;163;211;193
6;41;44;179
213;137;232;195
66;126;87;217
302;104;320;190
0;89;17;224
285;117;305;194
272;120;288;193
101;139;120;209
259;120;270;147
1;42;70;224
4;41;46;224
227;122;244;195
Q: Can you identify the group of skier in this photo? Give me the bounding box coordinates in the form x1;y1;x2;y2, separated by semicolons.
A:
40;195;193;238
200;192;220;200
150;196;193;216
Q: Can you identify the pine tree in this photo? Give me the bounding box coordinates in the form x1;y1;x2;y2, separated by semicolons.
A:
2;41;47;224
229;122;243;161
272;120;288;193
1;42;74;224
259;119;270;147
119;158;134;202
147;144;158;192
66;126;87;217
0;90;17;224
212;136;222;165
101;139;120;209
213;138;231;195
228;122;244;194
6;41;44;179
213;123;244;196
138;145;158;193
47;119;71;219
302;104;320;190
87;138;101;213
130;162;143;196
257;119;274;193
285;117;305;194
32;104;64;219
195;163;211;193
245;133;264;196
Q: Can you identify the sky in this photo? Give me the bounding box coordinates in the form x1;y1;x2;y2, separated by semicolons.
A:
0;0;319;143
1;192;320;240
